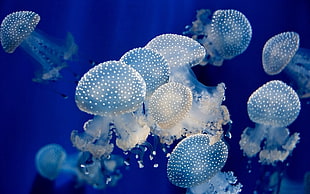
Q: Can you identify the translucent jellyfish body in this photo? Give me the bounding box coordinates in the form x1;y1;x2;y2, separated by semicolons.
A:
35;144;124;189
0;11;78;82
145;34;230;145
167;134;228;188
184;9;252;66
239;80;301;165
262;31;310;98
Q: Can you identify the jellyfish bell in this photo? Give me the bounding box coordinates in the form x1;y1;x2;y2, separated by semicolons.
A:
262;31;310;98
75;60;146;116
145;33;206;68
0;11;78;82
167;134;228;188
120;47;170;97
239;80;301;164
184;9;252;66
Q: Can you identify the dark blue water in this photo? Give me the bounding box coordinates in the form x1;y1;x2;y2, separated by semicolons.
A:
0;0;309;193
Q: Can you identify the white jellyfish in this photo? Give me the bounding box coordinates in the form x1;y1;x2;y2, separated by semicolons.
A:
184;9;252;66
239;80;301;165
73;60;150;157
167;134;229;188
0;11;78;82
145;33;230;145
262;31;310;98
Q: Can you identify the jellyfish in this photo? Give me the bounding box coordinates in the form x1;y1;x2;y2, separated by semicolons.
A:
145;33;230;144
148;82;193;144
184;9;252;66
120;47;170;97
262;31;310;98
0;11;78;82
35;144;124;189
73;60;151;157
167;134;228;188
239;80;301;165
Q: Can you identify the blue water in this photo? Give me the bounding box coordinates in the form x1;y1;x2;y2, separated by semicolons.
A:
0;0;309;193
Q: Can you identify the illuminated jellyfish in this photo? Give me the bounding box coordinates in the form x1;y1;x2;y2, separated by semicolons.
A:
184;9;252;66
0;11;78;82
120;47;170;97
35;144;124;189
239;80;301;165
262;31;310;98
167;134;241;193
72;60;150;158
145;34;231;144
148;82;193;144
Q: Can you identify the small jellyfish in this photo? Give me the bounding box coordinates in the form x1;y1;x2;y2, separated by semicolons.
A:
184;9;252;66
145;33;206;68
167;134;228;188
262;31;310;98
0;11;78;82
239;80;301;165
75;60;146;116
35;144;67;180
120;47;170;97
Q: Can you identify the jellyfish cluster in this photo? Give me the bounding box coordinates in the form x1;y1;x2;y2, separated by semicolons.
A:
0;7;306;194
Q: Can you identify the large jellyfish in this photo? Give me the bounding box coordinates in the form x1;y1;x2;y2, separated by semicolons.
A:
167;134;241;193
72;60;151;157
184;9;252;66
145;34;231;145
239;80;301;165
35;144;124;189
262;31;310;98
0;11;78;82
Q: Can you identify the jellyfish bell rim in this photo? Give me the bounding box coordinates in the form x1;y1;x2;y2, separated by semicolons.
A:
262;31;300;75
0;10;40;53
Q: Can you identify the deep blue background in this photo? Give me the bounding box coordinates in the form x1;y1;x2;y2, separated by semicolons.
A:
0;0;309;193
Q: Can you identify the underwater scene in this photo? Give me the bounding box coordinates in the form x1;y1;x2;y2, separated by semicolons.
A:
0;0;310;193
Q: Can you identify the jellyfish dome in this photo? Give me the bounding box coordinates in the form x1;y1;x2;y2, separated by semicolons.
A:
240;80;301;164
167;134;228;188
0;11;78;82
75;60;146;116
184;9;252;66
145;33;206;68
247;80;301;127
120;47;170;97
35;144;67;180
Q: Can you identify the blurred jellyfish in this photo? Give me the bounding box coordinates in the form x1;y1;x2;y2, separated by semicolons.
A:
35;144;124;189
239;80;301;165
184;9;252;66
187;171;242;194
0;11;78;82
167;134;229;188
145;33;230;145
262;31;310;98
